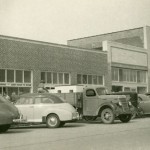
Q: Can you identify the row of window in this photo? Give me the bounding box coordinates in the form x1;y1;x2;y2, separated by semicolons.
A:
0;69;31;83
77;74;103;85
112;67;147;83
41;72;70;85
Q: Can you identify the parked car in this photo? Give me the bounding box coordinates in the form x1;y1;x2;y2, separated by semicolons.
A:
138;94;150;115
0;95;20;133
15;93;79;128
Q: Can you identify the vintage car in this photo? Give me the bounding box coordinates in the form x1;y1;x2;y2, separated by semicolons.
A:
0;95;20;133
138;94;150;115
15;93;79;128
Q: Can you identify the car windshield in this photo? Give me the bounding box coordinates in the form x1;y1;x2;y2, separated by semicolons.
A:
96;88;108;96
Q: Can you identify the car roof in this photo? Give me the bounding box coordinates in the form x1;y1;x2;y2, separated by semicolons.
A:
20;93;58;98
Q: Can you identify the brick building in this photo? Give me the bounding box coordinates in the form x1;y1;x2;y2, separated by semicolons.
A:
0;35;108;96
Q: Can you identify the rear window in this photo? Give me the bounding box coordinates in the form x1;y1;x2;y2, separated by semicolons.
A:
48;95;64;103
16;97;34;104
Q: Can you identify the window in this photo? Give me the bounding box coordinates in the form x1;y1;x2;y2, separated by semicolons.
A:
34;98;41;104
47;72;52;83
42;98;53;104
112;68;119;81
137;71;146;83
16;70;23;83
86;89;96;97
0;69;5;82
77;74;103;85
64;73;69;84
16;98;33;104
83;75;87;84
7;70;14;82
41;72;70;85
24;71;31;83
77;74;82;84
58;73;63;84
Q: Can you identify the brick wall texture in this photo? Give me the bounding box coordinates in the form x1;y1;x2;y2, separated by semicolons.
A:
0;36;109;92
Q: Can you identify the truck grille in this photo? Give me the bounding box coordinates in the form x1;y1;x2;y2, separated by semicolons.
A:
119;98;129;111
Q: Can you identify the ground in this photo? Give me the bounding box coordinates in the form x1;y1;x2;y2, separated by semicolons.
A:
0;118;150;150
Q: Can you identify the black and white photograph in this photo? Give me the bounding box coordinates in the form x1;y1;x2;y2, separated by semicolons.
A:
0;0;150;150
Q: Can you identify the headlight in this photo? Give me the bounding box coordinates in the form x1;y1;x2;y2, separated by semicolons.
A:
118;101;122;106
128;101;132;106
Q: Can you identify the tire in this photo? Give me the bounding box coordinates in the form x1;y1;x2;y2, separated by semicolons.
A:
0;125;10;133
83;116;97;121
46;114;60;128
101;108;115;124
118;114;132;123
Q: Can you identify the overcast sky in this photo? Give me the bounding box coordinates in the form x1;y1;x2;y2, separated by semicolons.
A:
0;0;150;44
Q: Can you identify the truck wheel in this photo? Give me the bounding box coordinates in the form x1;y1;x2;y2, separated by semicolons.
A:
83;116;97;121
118;114;132;123
46;114;60;128
0;124;10;133
101;108;115;124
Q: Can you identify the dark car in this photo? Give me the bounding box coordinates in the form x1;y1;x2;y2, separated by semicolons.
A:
138;94;150;115
0;96;20;133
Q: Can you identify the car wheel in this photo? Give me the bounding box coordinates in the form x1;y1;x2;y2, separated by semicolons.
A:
46;114;60;128
0;124;10;133
83;116;97;121
118;114;132;123
101;108;115;124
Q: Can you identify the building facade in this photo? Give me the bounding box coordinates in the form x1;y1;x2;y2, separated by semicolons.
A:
68;26;150;93
0;35;109;96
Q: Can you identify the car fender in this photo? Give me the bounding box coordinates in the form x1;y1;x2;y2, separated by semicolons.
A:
43;108;72;121
96;102;117;116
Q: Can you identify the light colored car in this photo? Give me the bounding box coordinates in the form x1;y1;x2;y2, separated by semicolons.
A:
138;94;150;115
0;96;20;133
15;93;79;128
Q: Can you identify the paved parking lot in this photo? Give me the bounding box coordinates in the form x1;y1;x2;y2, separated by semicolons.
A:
0;118;150;150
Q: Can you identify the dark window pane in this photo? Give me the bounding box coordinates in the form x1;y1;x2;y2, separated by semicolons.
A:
47;72;52;83
77;74;82;84
24;71;31;83
58;73;63;84
0;69;5;82
7;70;14;82
88;75;92;84
16;70;23;83
98;76;103;85
83;75;87;84
53;72;57;84
93;75;97;84
41;72;46;82
64;73;69;84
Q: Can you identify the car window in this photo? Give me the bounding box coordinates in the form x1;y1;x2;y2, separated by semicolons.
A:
41;98;53;104
96;88;108;95
16;97;34;104
48;95;64;103
86;89;96;97
34;98;42;104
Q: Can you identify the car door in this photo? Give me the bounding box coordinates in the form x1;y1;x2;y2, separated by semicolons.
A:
16;97;34;122
138;96;150;114
83;89;98;116
33;97;53;122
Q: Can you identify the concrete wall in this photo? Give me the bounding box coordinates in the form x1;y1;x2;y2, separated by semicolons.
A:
68;27;144;49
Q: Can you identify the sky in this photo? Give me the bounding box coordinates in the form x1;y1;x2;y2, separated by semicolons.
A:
0;0;150;44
